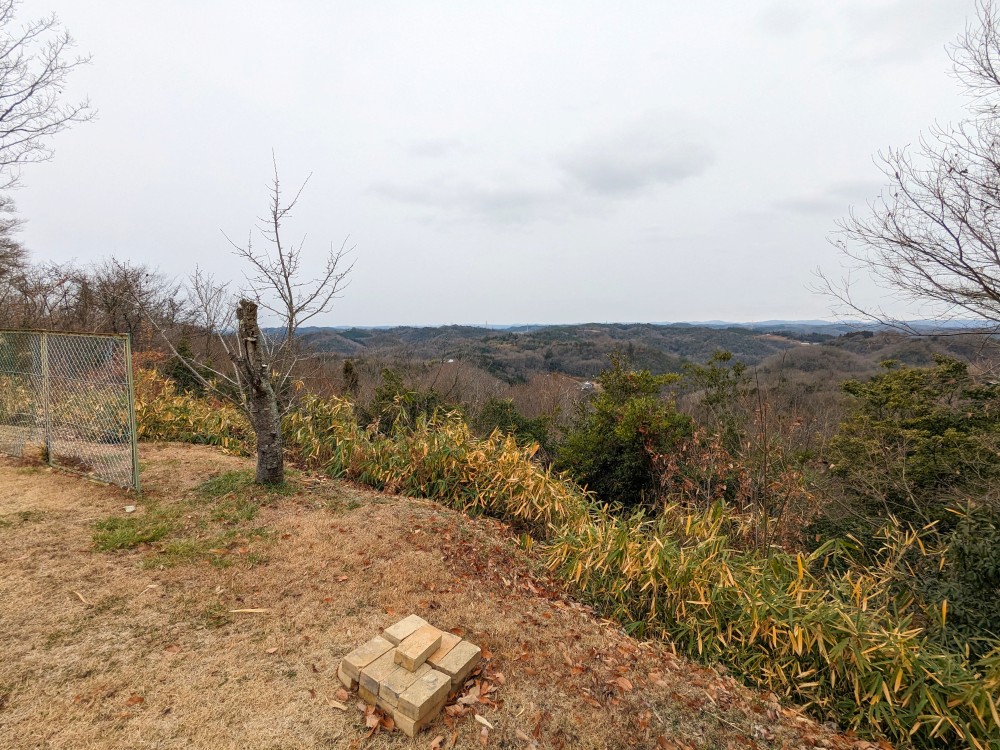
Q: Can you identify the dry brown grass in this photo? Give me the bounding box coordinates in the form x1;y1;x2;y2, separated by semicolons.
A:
0;443;860;750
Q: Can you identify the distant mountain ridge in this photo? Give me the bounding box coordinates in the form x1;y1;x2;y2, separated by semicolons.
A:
286;319;989;335
278;320;994;384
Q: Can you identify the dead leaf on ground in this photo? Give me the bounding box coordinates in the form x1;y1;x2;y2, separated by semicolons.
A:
265;647;278;655
429;736;445;749
515;728;535;743
125;695;144;706
478;726;489;746
445;704;468;718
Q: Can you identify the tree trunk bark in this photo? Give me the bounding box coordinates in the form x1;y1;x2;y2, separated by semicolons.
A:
235;298;284;485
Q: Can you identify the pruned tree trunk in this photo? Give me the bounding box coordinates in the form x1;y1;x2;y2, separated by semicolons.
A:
235;298;284;484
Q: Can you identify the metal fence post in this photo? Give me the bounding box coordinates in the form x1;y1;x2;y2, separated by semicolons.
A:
124;333;140;493
40;331;52;465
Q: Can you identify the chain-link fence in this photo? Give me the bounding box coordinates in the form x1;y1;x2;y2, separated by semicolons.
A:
0;330;140;490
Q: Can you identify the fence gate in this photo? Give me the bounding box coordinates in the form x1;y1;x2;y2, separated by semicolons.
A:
0;330;140;491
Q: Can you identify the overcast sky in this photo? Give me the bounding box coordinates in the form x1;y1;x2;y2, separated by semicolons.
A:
12;0;979;326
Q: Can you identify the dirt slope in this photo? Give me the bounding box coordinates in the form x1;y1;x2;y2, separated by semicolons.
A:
0;443;860;750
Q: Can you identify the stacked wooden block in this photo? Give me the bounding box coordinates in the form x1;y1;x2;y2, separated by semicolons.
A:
338;615;482;737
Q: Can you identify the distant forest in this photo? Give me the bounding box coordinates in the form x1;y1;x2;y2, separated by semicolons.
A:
297;322;995;384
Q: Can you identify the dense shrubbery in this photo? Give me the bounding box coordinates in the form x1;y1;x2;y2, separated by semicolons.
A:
828;356;1000;527
919;507;1000;656
548;510;1000;749
358;368;456;434
472;397;553;456
135;369;251;454
804;356;1000;656
555;357;691;510
136;366;1000;748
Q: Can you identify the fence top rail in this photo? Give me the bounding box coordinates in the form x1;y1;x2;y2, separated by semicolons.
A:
0;329;130;341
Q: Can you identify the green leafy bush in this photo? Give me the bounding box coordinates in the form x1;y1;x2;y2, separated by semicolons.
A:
919;506;1000;656
555;357;691;509
359;368;456;433
473;397;552;455
829;356;1000;526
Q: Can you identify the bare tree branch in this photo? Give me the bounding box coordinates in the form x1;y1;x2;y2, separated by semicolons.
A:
827;0;1000;342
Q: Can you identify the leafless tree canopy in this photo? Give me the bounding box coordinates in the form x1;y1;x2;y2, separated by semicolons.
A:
224;154;355;346
0;253;184;348
828;0;1000;330
0;0;93;306
185;265;234;358
0;0;93;191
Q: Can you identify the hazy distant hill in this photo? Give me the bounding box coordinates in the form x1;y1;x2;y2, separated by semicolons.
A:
297;323;808;382
293;321;995;384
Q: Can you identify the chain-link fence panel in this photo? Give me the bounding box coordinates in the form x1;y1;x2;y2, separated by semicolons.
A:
0;330;139;490
0;331;43;459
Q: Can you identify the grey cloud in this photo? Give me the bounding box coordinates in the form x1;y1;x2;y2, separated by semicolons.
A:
756;3;809;37
841;0;972;64
375;115;715;224
776;180;886;215
370;179;558;225
404;138;464;158
756;0;971;65
558;118;714;196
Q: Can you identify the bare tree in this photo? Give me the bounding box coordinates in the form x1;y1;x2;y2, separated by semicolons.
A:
160;160;355;485
0;0;93;189
225;154;355;347
0;0;93;305
88;258;184;346
825;1;1000;332
185;265;233;359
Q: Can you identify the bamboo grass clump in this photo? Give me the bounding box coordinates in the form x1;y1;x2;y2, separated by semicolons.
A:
546;506;1000;749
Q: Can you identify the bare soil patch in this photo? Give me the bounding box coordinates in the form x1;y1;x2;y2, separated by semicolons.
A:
0;443;859;749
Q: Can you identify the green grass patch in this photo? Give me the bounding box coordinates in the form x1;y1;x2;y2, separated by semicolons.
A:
153;538;208;565
143;527;272;570
93;515;172;551
92;470;286;565
197;469;297;500
210;496;259;524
